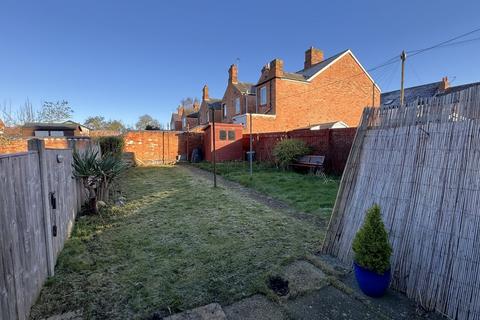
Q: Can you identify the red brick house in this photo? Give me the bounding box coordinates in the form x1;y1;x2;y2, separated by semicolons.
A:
170;112;182;131
180;101;200;131
198;85;222;126
221;64;256;123
240;47;380;133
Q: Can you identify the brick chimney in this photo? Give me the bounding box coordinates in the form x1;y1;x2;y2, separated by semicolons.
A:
178;105;184;116
439;76;450;91
229;64;238;84
270;59;284;78
260;64;270;80
193;100;200;112
304;47;324;69
202;85;209;101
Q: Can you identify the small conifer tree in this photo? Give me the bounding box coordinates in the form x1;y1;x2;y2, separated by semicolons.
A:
352;204;392;274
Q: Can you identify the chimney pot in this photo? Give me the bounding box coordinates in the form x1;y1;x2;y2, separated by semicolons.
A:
439;76;450;91
304;47;324;69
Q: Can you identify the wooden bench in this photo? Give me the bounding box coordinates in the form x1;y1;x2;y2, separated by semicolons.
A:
291;155;330;182
290;155;325;175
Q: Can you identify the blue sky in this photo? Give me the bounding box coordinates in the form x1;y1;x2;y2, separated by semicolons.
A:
1;0;479;126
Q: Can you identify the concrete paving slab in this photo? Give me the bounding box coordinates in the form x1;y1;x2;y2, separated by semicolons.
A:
283;260;328;297
223;294;287;320
43;310;82;320
284;285;378;320
341;273;445;319
163;303;226;320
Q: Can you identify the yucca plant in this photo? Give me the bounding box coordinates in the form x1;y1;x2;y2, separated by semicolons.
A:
73;148;127;214
96;152;128;202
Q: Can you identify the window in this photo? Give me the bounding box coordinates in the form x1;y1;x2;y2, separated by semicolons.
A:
228;130;235;140
50;131;65;137
182;117;187;128
219;130;227;140
223;104;227;118
260;86;267;105
207;111;210;122
34;130;49;137
235;98;240;114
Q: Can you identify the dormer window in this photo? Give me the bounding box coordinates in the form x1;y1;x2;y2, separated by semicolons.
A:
260;86;267;105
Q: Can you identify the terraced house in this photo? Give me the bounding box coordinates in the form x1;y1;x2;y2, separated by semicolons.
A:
198;85;222;126
220;64;256;123
236;47;381;133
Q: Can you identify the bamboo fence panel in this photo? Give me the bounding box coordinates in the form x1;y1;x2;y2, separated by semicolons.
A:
323;84;480;320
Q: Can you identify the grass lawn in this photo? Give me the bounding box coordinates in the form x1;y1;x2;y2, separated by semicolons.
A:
31;166;324;319
192;161;340;220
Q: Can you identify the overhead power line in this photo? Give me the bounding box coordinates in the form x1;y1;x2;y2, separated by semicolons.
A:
257;26;480;107
407;26;480;57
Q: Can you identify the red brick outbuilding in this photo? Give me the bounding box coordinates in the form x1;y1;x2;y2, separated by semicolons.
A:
203;123;243;162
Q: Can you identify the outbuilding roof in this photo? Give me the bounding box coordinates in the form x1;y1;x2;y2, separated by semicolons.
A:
381;80;480;106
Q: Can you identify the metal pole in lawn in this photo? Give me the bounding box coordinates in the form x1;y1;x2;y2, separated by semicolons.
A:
249;112;253;177
211;107;217;188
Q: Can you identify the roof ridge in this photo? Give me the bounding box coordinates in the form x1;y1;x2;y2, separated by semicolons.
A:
294;49;349;74
381;81;441;95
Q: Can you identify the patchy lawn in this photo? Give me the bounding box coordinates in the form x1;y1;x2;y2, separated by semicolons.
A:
30;166;324;319
192;161;340;219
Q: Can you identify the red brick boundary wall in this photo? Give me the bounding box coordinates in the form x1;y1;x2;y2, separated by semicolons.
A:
0;137;95;155
242;127;356;174
123;131;203;165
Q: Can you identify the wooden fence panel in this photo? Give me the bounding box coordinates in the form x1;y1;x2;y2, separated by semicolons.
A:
0;152;47;320
0;139;93;320
45;149;78;259
323;85;480;320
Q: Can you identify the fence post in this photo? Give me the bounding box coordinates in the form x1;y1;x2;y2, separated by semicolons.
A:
28;138;55;276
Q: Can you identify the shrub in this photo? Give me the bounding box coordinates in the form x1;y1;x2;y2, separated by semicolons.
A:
97;136;124;158
272;139;310;169
352;204;392;274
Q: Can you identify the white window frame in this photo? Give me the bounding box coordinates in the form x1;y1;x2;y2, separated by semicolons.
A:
235;98;240;114
260;86;267;105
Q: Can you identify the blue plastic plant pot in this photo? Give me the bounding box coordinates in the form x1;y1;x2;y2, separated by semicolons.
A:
354;262;391;297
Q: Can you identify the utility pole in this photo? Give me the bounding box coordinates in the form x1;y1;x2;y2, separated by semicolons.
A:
186;123;190;162
211;108;217;188
249;112;253;177
400;50;407;106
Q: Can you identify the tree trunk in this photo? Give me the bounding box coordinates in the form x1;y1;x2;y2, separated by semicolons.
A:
87;185;98;214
